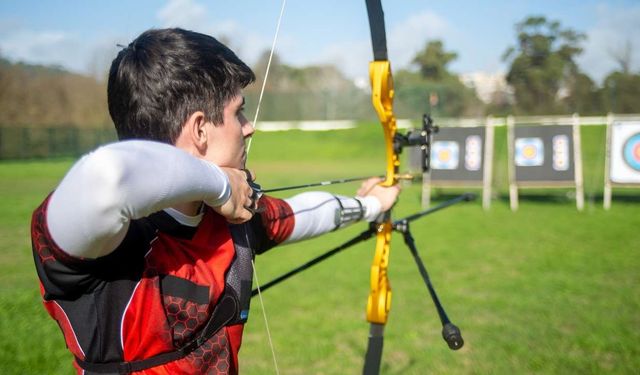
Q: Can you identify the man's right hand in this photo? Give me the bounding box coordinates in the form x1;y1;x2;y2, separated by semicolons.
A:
212;168;259;224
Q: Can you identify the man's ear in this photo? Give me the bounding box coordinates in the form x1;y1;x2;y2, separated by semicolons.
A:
175;111;208;155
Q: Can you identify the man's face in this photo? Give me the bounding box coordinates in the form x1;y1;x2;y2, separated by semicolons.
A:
205;93;254;169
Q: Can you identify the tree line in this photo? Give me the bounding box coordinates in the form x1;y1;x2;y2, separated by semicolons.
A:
500;16;639;116
0;58;111;128
0;16;638;129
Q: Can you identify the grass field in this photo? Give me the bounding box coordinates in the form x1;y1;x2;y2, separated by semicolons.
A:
0;123;638;374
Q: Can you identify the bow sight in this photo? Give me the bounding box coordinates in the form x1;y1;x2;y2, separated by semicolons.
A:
394;113;439;173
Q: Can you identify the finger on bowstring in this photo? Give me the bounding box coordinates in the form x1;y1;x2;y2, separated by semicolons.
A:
242;168;256;182
244;197;260;215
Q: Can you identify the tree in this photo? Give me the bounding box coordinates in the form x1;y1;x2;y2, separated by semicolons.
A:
602;71;640;113
609;40;633;74
599;40;640;113
563;72;603;115
412;40;458;81
396;40;483;118
0;58;109;128
503;16;586;114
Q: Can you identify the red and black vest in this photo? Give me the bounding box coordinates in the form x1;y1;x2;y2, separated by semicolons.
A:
32;196;294;374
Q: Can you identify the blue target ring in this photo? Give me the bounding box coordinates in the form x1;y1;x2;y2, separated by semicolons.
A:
623;133;640;171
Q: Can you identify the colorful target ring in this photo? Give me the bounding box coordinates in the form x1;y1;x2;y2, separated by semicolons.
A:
623;133;640;171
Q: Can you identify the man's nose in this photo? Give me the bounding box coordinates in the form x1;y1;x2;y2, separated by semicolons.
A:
243;121;255;137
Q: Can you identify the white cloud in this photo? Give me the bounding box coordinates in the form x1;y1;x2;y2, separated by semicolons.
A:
157;0;208;29
155;1;276;68
0;19;132;79
311;39;370;80
205;19;281;67
86;36;125;79
388;11;450;70
0;28;88;72
578;4;640;83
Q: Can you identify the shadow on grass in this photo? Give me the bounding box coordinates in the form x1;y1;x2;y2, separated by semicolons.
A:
500;193;640;204
497;193;576;205
429;190;640;205
585;193;640;204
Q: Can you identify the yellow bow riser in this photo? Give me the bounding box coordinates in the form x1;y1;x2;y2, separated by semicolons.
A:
366;60;398;325
367;220;392;324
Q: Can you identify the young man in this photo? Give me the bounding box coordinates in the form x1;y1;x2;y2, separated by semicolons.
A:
31;28;400;374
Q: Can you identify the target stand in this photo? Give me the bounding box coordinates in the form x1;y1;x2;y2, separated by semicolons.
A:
507;114;585;211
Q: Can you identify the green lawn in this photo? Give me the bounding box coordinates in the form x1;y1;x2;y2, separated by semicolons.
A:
0;123;638;374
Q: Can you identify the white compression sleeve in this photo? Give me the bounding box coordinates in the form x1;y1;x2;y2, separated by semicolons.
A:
283;191;382;244
46;140;230;259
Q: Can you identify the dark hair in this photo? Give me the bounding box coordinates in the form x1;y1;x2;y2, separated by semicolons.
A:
108;28;255;143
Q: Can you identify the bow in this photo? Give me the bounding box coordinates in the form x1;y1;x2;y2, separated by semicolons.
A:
362;1;397;372
249;1;467;373
364;5;468;372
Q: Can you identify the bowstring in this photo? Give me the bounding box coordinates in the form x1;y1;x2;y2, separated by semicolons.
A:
245;0;287;156
247;0;287;374
252;259;281;375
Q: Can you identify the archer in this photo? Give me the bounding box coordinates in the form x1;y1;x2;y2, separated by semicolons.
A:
30;28;400;374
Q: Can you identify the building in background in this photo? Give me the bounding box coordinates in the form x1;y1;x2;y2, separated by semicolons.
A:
459;71;514;105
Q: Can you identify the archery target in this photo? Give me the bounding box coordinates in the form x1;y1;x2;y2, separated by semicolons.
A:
623;134;640;171
552;135;570;171
465;135;482;171
610;122;640;183
431;141;459;170
515;137;544;167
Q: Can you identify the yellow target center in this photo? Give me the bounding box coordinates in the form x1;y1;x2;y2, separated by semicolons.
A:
523;145;536;158
438;149;451;162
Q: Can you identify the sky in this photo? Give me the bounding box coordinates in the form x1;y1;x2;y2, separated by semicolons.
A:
0;0;639;85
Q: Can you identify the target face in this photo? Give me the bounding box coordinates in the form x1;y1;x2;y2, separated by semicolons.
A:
465;135;482;171
609;121;640;184
515;137;544;167
431;141;459;170
552;135;570;171
610;122;640;183
623;133;640;171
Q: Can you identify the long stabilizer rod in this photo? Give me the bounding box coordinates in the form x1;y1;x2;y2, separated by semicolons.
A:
392;193;475;351
251;227;376;297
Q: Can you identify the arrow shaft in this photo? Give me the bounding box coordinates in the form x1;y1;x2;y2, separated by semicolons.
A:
263;175;381;193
